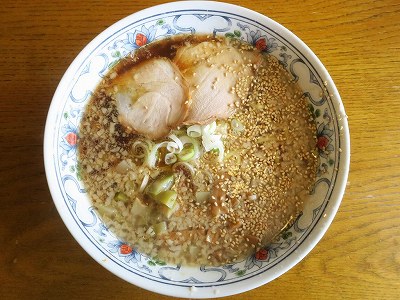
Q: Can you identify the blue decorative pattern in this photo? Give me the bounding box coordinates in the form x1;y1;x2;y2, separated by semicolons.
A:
53;10;341;288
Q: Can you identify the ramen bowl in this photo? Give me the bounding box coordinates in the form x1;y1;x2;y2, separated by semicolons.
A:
44;1;350;298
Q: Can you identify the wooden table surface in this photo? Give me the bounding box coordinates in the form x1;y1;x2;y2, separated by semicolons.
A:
1;0;399;299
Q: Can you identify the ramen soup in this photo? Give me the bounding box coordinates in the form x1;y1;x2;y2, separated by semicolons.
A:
78;35;318;266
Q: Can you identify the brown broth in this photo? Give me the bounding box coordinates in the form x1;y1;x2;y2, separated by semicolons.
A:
78;35;318;266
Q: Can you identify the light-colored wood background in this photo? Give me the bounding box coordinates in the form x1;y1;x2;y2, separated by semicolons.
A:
1;0;399;299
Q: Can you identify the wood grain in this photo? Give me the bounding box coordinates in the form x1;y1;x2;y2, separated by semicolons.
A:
1;0;399;299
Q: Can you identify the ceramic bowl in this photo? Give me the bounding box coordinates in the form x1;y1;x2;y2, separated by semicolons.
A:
44;1;350;298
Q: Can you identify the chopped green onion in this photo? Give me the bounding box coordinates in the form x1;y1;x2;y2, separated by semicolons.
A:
202;121;217;135
114;192;129;203
132;139;153;158
139;173;149;192
131;198;151;226
156;190;177;208
167;134;184;153
172;162;195;176
187;124;202;137
160;202;180;218
147;141;168;168
147;173;175;196
202;133;222;151
165;153;177;165
179;136;201;160
152;221;167;235
214;140;224;162
178;144;195;161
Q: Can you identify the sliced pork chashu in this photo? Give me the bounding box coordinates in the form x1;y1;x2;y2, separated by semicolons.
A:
108;57;189;140
173;40;263;124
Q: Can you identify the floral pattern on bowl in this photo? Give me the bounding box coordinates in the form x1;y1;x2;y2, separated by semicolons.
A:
44;2;349;298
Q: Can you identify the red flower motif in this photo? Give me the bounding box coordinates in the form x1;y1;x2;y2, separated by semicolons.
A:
120;244;132;255
65;132;77;146
255;249;268;260
255;38;267;51
135;33;148;47
317;136;329;150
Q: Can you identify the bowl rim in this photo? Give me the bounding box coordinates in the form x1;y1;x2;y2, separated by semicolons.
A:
44;1;350;298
